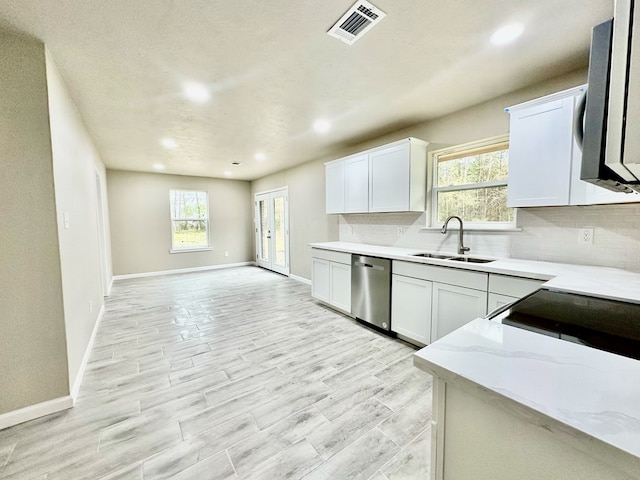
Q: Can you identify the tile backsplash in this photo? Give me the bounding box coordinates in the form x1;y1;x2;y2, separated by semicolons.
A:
337;203;640;272
338;213;514;258
512;204;640;272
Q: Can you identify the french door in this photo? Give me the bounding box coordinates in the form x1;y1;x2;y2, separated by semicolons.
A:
255;188;289;275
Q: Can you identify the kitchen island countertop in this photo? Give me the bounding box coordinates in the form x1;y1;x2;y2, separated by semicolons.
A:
413;317;640;475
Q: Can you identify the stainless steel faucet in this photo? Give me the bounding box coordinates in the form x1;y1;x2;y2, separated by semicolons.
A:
441;215;470;255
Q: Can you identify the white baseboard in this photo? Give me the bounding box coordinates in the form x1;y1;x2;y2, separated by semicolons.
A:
0;395;73;430
70;303;105;403
289;274;311;285
113;261;256;281
107;276;114;296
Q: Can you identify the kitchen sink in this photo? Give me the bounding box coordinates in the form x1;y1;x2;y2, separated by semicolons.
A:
410;253;455;259
448;256;495;264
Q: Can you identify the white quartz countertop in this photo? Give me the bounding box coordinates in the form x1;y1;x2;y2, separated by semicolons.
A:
413;318;640;464
310;241;640;303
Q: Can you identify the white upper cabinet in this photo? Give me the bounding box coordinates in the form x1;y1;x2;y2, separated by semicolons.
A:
325;137;428;214
345;154;369;213
369;142;410;212
507;92;576;207
507;86;640;208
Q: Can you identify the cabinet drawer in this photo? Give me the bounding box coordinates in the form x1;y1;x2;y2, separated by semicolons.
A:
311;248;351;265
394;261;487;291
488;274;543;298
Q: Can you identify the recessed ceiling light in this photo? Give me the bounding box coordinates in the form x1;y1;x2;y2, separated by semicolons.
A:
255;153;266;161
490;23;524;46
161;138;178;149
183;82;210;102
224;170;232;177
313;119;331;134
153;163;165;171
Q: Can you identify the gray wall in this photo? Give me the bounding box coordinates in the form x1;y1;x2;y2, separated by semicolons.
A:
0;33;69;413
252;69;588;280
107;170;253;275
46;50;112;393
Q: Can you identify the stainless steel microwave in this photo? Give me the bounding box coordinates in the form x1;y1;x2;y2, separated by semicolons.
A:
576;0;640;193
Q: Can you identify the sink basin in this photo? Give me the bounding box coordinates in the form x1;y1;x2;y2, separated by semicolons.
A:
448;256;495;264
410;253;455;259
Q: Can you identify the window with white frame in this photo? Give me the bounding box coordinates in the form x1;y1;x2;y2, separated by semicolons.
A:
169;190;210;251
430;136;515;227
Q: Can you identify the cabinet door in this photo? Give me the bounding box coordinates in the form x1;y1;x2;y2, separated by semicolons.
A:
345;154;369;213
507;97;574;207
369;142;411;212
432;283;487;341
487;293;518;315
311;258;330;303
391;274;432;345
325;160;346;214
330;262;351;313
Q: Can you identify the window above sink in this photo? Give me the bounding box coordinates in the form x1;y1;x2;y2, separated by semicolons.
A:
428;134;516;230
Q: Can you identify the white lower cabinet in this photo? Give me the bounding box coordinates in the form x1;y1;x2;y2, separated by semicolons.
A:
391;261;488;345
487;274;544;314
391;274;432;345
431;283;487;341
329;262;351;312
311;258;330;303
312;251;546;342
311;248;351;314
487;293;518;313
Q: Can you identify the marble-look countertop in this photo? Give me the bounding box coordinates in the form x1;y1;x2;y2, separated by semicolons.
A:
413;318;640;466
310;241;640;303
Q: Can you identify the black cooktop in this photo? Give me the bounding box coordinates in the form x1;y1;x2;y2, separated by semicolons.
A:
495;289;640;361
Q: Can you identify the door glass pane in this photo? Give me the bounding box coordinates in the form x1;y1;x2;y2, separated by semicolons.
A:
259;200;269;261
273;196;286;267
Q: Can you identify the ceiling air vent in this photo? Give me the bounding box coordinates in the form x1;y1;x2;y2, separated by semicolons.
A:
327;0;386;45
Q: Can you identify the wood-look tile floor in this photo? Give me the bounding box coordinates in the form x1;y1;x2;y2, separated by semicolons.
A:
0;266;433;480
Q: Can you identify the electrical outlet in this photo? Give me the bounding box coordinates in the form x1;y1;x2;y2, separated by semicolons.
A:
224;251;229;257
397;226;403;236
89;300;93;313
349;226;354;235
578;228;594;245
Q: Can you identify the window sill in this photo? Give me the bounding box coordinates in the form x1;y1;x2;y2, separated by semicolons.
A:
420;226;522;233
170;247;213;254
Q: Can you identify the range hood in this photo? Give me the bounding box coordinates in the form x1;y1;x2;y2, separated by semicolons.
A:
578;0;640;193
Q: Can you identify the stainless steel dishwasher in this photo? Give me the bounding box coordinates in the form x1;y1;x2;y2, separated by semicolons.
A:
351;255;392;332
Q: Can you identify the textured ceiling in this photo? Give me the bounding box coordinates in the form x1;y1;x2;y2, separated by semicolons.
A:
0;1;613;180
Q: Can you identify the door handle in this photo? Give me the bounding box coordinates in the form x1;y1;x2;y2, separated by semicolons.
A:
354;261;385;271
